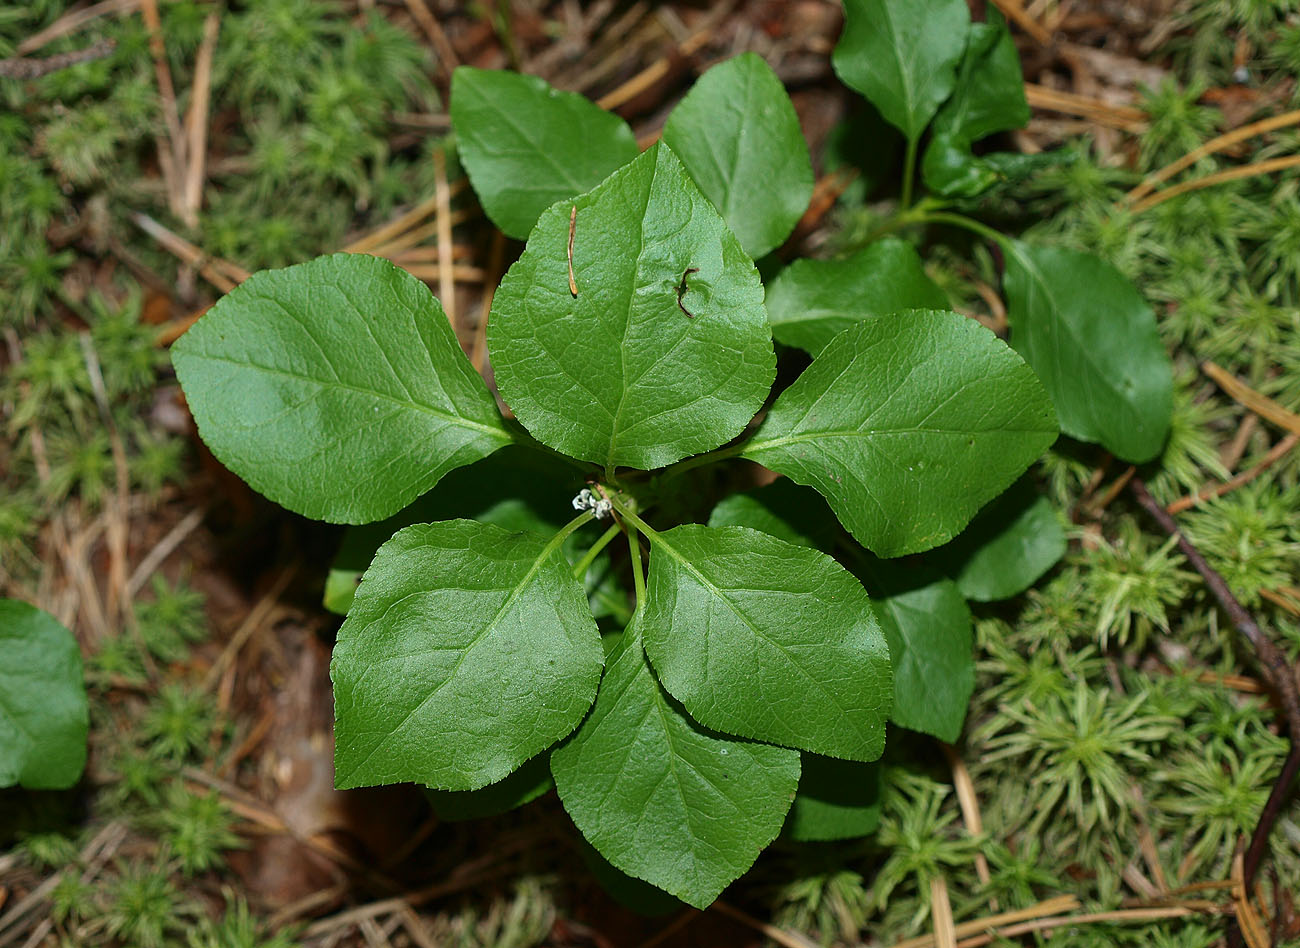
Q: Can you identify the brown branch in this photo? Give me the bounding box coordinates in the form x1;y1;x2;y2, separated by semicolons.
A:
1129;477;1300;896
0;38;115;78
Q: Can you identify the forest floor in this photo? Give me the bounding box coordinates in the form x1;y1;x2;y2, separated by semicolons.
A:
3;1;1300;946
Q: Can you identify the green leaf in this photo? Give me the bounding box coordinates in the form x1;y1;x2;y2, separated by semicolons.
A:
489;143;775;471
764;238;947;356
831;0;970;143
450;67;639;240
920;131;1001;199
640;524;891;761
551;623;800;908
172;253;510;525
1002;242;1173;463
921;14;1031;199
708;479;838;552
847;554;972;742
423;752;553;822
323;446;585;614
785;755;882;842
661;53;814;259
931;13;1028;143
331;520;603;792
0;599;88;790
934;478;1066;601
743;309;1058;557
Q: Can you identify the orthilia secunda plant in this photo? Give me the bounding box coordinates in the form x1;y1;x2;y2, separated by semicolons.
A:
171;0;1172;908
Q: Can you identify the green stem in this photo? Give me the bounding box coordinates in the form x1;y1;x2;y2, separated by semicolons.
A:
656;441;747;483
920;210;1011;250
900;134;919;210
571;523;621;579
553;509;596;547
626;520;646;608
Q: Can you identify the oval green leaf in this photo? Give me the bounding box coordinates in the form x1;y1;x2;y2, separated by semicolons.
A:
661;53;814;259
0;599;88;790
832;0;970;143
640;524;892;762
551;623;800;908
765;237;947;356
1003;241;1173;463
488;144;775;470
171;253;511;525
331;520;603;792
743;309;1058;557
451;67;639;240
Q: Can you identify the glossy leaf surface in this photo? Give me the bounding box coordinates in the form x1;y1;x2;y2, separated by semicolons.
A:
551;624;800;908
832;0;970;142
332;520;602;791
172;254;510;524
451;67;638;239
640;525;892;761
662;53;814;258
743;310;1058;557
323;446;585;614
1003;242;1173;463
765;238;947;355
0;599;88;790
489;144;774;470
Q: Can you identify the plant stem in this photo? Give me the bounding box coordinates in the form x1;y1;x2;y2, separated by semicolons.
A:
552;509;596;549
626;522;646;608
920;210;1012;250
656;442;747;483
572;523;621;579
900;134;919;209
1129;477;1300;894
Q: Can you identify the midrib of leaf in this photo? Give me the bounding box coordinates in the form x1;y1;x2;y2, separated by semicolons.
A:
604;172;655;469
339;515;591;781
646;530;855;721
189;352;511;441
880;1;918;140
746;424;1051;453
1007;245;1135;413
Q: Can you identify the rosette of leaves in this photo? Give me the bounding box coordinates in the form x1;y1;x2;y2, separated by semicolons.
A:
172;54;1068;907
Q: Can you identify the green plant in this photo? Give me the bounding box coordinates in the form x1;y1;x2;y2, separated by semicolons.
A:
169;1;1176;909
0;599;89;790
